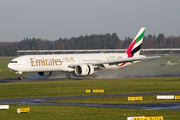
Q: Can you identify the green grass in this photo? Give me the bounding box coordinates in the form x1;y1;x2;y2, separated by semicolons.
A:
0;78;180;119
0;58;16;79
1;105;180;120
1;77;180;99
50;95;180;105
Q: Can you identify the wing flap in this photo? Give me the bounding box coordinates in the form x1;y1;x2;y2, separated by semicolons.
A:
68;56;160;68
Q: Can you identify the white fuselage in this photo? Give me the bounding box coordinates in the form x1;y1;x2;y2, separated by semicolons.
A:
8;53;143;73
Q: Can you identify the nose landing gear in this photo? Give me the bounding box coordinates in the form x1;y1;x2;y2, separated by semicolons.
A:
18;75;23;80
15;71;23;80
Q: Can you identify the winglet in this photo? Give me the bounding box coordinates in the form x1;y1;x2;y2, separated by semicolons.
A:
126;28;145;57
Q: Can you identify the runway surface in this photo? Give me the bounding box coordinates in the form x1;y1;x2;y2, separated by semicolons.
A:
1;92;180;111
1;73;180;83
0;78;77;83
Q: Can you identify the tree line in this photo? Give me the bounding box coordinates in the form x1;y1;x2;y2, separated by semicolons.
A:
0;33;180;56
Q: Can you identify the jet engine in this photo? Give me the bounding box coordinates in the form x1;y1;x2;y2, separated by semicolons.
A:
75;64;94;76
38;71;54;76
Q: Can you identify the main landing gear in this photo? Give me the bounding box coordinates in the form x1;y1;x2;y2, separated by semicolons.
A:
66;72;98;79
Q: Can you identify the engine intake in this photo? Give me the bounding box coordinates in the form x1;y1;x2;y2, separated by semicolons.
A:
38;71;54;76
75;64;94;76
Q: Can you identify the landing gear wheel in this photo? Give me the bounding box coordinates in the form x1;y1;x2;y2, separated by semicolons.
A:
18;77;22;80
66;72;98;79
15;71;23;80
65;72;75;78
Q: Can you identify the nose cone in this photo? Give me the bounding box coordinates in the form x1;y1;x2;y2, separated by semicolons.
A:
8;63;17;71
8;63;13;69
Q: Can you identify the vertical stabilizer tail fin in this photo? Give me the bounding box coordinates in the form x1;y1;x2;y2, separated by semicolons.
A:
126;28;145;57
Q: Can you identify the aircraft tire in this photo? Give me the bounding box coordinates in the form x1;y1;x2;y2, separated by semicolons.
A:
18;77;22;80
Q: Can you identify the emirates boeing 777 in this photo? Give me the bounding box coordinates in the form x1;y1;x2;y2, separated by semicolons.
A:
8;28;160;80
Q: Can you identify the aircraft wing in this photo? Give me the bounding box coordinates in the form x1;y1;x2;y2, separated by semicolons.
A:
68;56;161;68
92;56;160;66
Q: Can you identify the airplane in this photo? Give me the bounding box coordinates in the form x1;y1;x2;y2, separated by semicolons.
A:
8;28;160;80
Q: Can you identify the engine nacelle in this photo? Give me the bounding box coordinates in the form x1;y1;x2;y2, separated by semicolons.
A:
38;71;54;76
75;64;94;76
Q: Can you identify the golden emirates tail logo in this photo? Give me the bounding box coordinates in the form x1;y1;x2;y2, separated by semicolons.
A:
30;58;62;66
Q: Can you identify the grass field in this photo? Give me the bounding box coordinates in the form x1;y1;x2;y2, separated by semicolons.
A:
0;78;180;119
1;77;180;99
0;55;180;119
1;105;180;120
49;95;180;105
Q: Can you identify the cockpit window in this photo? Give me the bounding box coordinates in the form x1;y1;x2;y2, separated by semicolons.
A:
10;61;18;63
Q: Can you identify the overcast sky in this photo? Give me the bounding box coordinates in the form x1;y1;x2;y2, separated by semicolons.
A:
0;0;180;42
